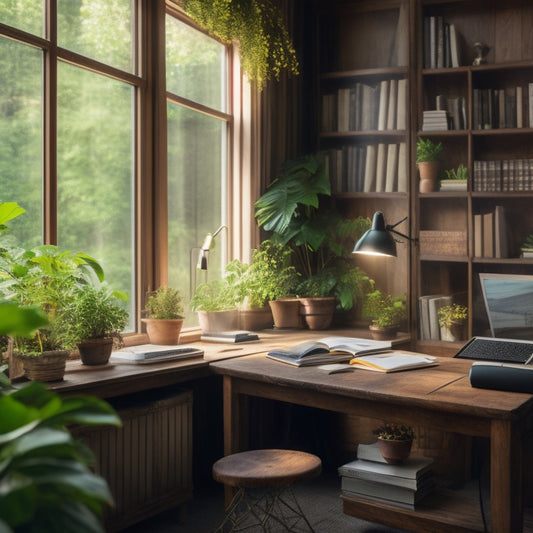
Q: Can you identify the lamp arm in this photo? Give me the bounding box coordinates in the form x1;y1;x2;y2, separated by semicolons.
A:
386;225;418;244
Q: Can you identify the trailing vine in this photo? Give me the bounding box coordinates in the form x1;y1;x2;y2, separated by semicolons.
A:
181;0;299;89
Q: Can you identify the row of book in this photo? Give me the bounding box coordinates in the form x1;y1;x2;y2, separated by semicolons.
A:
473;159;533;192
321;78;408;133
473;206;508;259
339;441;435;509
472;85;533;130
422;95;467;131
327;143;408;194
419;294;453;341
423;16;461;70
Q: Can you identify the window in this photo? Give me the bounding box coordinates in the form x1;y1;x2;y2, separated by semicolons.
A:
165;13;231;324
0;1;242;334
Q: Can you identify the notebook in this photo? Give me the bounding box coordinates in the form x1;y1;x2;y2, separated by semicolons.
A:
110;344;204;364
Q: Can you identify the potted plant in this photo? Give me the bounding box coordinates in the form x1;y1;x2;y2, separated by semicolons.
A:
440;163;468;191
373;423;415;464
438;303;468;342
142;286;184;345
190;278;239;333
416;137;443;193
254;153;373;325
362;289;407;340
61;284;129;365
229;241;301;330
0;241;105;381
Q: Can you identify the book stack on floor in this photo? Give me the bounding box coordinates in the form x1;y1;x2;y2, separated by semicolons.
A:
338;442;435;509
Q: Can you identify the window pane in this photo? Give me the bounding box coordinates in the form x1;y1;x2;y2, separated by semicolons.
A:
167;102;228;325
58;0;134;73
0;37;42;246
0;0;44;37
166;16;227;113
57;63;134;323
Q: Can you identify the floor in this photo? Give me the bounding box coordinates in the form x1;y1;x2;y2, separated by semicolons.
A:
121;475;409;533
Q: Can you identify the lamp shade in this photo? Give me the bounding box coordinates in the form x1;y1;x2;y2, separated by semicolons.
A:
352;212;397;257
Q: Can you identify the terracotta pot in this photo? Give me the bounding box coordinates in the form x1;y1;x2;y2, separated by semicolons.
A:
142;318;184;345
418;161;440;192
239;307;273;331
197;310;239;334
377;437;412;465
269;299;302;329
78;337;114;366
16;350;70;382
369;324;398;340
299;297;336;330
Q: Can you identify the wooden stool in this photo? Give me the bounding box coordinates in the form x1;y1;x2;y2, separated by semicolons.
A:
212;449;322;533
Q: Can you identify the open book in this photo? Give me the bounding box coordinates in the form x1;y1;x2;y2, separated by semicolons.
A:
349;352;437;373
266;337;391;367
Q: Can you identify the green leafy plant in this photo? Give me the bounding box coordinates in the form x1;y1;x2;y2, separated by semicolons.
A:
226;240;301;309
0;371;121;532
374;423;415;442
521;233;533;250
182;0;299;89
362;289;407;329
0;203;105;355
144;286;184;319
416;138;443;163
437;303;468;328
60;284;129;345
190;278;239;312
442;163;468;180
254;152;373;310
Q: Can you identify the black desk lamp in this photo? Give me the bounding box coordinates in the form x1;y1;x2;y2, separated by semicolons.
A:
352;211;417;258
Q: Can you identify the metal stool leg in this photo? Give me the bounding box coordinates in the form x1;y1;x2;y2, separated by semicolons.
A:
213;485;315;533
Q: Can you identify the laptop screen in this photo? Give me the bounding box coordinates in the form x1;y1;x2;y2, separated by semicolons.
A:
479;273;533;339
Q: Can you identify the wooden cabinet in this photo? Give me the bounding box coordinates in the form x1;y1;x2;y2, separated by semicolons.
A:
317;0;533;349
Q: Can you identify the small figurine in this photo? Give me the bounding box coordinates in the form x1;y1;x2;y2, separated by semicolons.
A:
473;42;489;66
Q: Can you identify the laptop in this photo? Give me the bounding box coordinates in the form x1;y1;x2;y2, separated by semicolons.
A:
110;344;204;364
454;273;533;364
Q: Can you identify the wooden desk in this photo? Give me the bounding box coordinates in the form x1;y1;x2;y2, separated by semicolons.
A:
210;353;533;533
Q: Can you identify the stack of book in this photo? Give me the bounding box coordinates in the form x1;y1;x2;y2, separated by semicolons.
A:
422;110;449;131
339;442;435;509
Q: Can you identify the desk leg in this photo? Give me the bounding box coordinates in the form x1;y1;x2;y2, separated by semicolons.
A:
491;419;523;532
222;375;248;507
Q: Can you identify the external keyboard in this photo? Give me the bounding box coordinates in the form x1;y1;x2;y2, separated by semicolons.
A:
454;336;533;364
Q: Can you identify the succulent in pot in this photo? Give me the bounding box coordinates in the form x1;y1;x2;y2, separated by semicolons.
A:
373;423;415;464
142;286;184;345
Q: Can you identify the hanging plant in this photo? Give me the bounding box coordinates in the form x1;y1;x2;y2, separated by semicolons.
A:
181;0;299;89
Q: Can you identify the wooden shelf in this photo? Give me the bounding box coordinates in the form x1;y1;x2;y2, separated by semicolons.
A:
342;487;487;533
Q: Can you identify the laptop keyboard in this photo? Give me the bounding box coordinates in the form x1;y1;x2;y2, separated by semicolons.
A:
454;337;533;364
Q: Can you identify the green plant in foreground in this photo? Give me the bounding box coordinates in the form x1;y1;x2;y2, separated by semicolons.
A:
416;137;443;163
0;367;121;532
374;423;415;441
144;286;184;319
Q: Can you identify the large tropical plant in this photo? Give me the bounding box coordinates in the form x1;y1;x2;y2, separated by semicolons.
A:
181;0;299;89
254;152;373;309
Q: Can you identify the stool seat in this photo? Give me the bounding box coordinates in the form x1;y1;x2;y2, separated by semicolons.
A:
213;449;322;489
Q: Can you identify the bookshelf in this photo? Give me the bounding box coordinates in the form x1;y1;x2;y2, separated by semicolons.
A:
318;0;533;350
318;0;412;302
